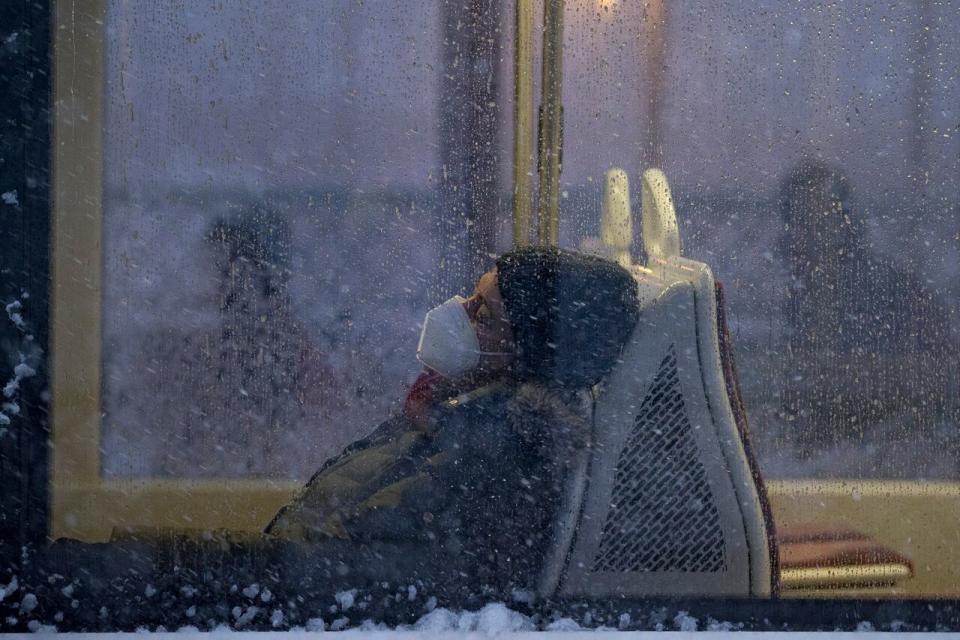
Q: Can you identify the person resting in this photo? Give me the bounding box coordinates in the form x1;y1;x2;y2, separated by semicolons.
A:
266;247;639;594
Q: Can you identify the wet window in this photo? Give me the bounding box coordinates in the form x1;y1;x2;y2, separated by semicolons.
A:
2;0;959;631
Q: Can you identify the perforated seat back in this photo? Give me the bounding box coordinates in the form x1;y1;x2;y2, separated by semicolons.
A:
538;170;773;599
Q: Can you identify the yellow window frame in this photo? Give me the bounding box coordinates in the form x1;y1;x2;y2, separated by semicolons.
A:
49;0;299;544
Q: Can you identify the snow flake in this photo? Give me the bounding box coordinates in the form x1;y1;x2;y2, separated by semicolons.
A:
411;603;534;633
546;617;583;631
269;608;284;628
19;593;37;614
5;301;25;331
510;588;534;604
233;605;259;628
424;596;437;612
328;617;349;631
305;617;325;632
476;603;535;633
413;608;460;632
334;588;357;612
27;620;56;633
358;619;389;631
706;617;743;631
674;610;699;631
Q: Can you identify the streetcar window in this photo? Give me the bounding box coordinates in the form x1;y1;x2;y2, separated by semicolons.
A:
2;0;957;631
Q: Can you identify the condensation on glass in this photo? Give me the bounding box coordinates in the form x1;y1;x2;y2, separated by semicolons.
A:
49;0;960;600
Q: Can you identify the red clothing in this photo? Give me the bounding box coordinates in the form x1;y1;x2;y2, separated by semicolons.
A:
403;370;443;430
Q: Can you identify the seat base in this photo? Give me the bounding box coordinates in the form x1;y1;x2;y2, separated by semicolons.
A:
777;525;913;591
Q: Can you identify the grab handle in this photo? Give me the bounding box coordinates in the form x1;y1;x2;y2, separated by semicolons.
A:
641;168;682;263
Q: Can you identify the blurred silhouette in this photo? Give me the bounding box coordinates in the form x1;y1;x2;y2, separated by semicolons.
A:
778;160;956;462
107;204;355;476
197;207;348;471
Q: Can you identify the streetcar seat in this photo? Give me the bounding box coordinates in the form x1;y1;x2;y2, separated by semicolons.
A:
776;525;914;592
538;168;913;600
538;169;775;598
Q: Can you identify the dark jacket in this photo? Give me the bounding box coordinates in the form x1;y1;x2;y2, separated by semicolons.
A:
266;378;592;592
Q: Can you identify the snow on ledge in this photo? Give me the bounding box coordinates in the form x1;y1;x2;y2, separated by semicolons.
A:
6;633;954;639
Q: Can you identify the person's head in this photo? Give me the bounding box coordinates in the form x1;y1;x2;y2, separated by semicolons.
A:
207;203;291;311
780;159;861;274
418;247;640;388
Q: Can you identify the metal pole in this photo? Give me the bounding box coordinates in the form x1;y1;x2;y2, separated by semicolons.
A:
537;0;564;246
641;0;667;169
437;0;503;292
511;0;535;247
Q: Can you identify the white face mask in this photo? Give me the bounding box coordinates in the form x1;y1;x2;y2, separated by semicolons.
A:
416;296;509;377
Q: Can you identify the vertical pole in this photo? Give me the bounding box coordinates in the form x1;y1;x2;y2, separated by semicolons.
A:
438;0;504;293
512;0;535;247
537;0;564;246
640;0;667;170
